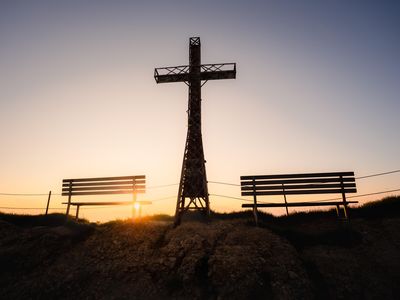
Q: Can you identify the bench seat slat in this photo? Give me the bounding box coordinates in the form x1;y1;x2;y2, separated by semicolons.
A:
242;201;358;208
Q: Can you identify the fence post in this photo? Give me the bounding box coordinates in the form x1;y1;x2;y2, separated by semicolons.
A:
45;191;52;215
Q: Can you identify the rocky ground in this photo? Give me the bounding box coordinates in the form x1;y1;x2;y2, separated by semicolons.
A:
1;200;400;299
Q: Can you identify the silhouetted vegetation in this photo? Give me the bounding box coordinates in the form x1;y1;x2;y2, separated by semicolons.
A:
350;195;400;219
140;214;174;222
0;213;68;227
244;195;400;225
211;209;274;221
0;213;95;242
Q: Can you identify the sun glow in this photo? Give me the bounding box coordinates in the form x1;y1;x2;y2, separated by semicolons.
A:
134;202;141;211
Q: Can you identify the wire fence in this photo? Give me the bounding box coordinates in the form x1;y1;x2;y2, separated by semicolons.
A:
0;169;399;213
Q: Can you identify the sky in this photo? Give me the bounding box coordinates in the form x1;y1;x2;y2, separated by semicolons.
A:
0;0;399;221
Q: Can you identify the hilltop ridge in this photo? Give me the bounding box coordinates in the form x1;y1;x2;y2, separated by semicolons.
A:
1;197;400;299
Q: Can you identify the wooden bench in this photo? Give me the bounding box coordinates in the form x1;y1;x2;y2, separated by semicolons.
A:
62;175;148;220
240;172;358;225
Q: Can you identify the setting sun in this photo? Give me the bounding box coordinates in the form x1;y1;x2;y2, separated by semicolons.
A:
134;202;141;211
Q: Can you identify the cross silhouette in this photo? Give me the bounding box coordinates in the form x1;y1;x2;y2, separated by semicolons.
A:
154;37;236;225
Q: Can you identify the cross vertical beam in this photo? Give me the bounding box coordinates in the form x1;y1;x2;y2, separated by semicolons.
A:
176;37;209;224
154;37;236;225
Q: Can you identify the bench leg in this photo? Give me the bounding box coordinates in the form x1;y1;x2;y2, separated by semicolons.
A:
65;195;72;219
75;205;80;220
65;206;69;219
335;205;340;217
343;205;348;220
282;187;289;216
253;206;259;226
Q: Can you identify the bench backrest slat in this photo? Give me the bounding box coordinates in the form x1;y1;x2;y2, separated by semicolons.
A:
62;180;145;187
241;172;356;197
63;190;146;197
241;171;354;181
64;186;145;192
241;183;356;191
241;177;355;186
242;188;357;196
63;175;145;182
62;175;145;197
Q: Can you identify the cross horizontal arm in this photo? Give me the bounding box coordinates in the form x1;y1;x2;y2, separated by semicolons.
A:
154;72;189;83
154;63;236;83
